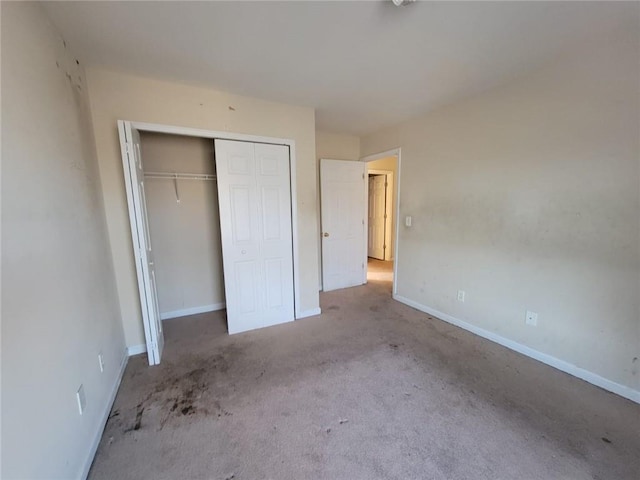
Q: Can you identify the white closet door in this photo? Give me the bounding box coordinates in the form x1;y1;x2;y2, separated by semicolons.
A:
215;139;295;334
368;175;386;260
118;121;164;365
320;159;366;291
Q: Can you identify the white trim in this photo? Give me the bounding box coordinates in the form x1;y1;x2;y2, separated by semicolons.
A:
119;120;303;347
360;148;401;296
129;121;292;146
296;307;322;319
161;303;226;320
393;294;640;404
127;344;147;356
80;349;128;480
288;142;303;319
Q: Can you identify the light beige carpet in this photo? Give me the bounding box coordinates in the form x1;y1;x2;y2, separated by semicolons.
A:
89;260;640;479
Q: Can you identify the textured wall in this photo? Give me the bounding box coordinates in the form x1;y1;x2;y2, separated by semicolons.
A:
362;29;640;395
1;3;126;478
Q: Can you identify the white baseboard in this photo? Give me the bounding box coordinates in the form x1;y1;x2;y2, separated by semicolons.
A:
127;344;147;356
160;302;226;320
80;349;128;480
296;307;322;319
393;294;640;405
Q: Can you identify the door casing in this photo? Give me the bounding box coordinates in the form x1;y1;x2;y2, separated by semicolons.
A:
361;149;402;296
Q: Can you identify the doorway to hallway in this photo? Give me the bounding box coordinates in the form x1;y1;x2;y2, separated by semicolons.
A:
366;258;393;288
365;154;397;291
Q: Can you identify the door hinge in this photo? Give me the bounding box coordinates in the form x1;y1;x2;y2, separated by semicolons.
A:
384;213;387;219
362;263;364;269
385;182;388;187
362;219;365;225
125;142;132;156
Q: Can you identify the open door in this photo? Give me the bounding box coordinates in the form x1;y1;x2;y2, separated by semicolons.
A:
368;174;387;260
118;120;164;365
214;139;295;334
320;159;366;291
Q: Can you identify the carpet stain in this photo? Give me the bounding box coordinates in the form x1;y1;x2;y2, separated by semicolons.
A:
124;404;144;433
111;344;243;434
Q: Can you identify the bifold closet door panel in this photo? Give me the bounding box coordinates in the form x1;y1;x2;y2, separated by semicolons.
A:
214;139;295;334
145;180;182;314
254;143;295;316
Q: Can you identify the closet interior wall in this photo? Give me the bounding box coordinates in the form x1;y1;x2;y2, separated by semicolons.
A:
139;132;225;320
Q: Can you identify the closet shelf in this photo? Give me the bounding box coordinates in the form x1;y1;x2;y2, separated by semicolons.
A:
144;171;217;181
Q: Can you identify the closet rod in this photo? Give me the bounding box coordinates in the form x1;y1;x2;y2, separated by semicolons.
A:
144;172;217;181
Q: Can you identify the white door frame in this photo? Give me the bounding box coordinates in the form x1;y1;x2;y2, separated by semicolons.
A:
119;120;305;330
361;148;401;295
367;169;394;261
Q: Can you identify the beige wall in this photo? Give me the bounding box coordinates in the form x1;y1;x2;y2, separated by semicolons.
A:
1;3;126;478
86;68;319;349
367;156;398;260
316;130;360;161
140;133;225;317
362;30;640;396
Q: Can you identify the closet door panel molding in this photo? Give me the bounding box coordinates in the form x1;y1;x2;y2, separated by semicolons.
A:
215;139;295;334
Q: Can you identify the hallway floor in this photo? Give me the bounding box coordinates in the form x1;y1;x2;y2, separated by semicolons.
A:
367;258;393;284
89;273;640;479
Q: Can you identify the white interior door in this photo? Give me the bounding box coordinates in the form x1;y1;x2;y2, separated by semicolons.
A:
215;139;295;334
368;175;386;260
118;121;164;365
320;159;366;291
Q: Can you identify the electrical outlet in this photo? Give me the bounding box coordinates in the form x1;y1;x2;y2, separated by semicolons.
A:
457;290;465;302
76;384;86;415
98;352;105;373
525;310;538;326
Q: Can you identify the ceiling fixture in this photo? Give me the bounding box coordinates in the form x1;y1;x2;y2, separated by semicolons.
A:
392;0;415;6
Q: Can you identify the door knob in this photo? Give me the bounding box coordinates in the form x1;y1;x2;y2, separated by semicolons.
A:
323;232;329;237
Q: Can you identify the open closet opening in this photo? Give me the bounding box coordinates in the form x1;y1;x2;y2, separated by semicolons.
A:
119;120;299;366
140;132;226;322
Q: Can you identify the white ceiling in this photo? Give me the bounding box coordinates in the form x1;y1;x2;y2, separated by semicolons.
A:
43;1;638;136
